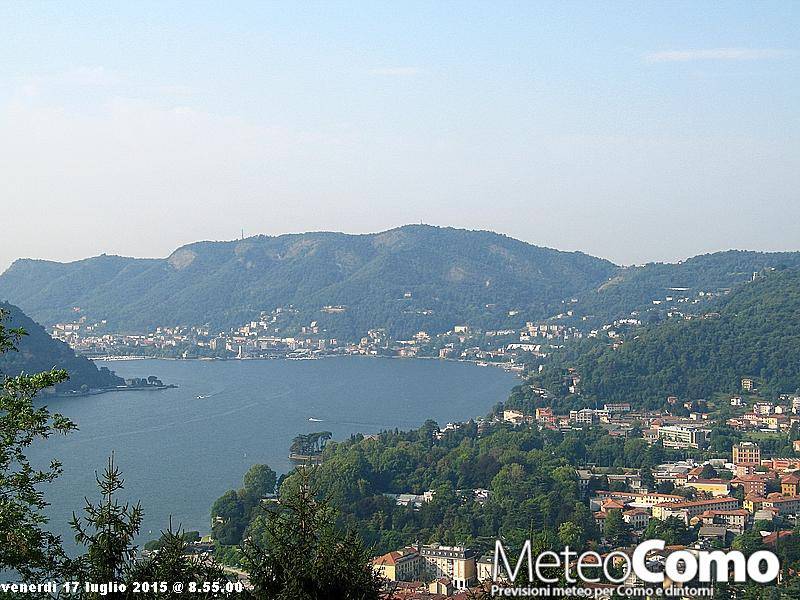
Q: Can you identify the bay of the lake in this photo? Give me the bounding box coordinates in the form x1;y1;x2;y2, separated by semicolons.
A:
29;356;515;547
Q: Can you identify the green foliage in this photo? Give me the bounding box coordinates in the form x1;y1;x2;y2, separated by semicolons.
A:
0;303;123;392
210;491;248;546
242;464;277;500
144;530;201;552
570;250;800;328
731;530;765;557
533;269;800;408
243;469;382;600
602;511;630;548
643;516;695;546
0;311;75;581
67;456;235;599
211;463;278;546
224;422;684;557
290;432;332;456
69;454;145;594
0;225;617;338
129;523;231;600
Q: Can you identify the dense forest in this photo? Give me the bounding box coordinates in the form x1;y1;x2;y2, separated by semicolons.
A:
529;268;800;408
211;420;681;557
0;225;617;338
0;302;123;392
566;250;800;328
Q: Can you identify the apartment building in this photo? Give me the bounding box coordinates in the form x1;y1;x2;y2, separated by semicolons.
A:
733;441;761;467
372;547;421;582
653;497;740;523
731;475;768;498
698;509;748;534
781;472;800;496
657;426;707;449
569;409;598;426
593;490;684;508
745;496;800;517
686;479;731;497
419;544;477;590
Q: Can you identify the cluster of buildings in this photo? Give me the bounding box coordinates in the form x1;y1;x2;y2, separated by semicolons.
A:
373;543;491;597
502;382;800;453
50;308;590;373
589;441;800;546
373;437;800;597
726;392;800;433
503;398;717;449
385;489;491;510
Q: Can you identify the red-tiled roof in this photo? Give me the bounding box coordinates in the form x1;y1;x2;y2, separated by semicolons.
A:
657;497;739;509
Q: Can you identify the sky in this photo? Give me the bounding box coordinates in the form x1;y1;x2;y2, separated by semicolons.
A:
1;1;798;270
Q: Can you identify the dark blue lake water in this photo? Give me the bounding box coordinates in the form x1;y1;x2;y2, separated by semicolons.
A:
29;357;515;546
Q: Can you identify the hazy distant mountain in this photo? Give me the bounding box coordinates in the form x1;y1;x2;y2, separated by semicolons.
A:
0;225;617;338
0;302;123;392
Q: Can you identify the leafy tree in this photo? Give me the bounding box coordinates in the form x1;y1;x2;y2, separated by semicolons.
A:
700;464;718;479
290;433;332;456
731;531;765;557
603;511;630;547
557;521;585;550
0;311;75;582
643;516;694;546
243;469;383;600
212;463;280;546
211;491;247;546
243;464;277;500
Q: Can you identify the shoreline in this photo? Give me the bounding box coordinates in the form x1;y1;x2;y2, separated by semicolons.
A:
91;353;526;376
53;383;178;399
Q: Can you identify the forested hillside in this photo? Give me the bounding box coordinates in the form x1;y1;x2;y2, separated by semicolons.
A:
211;421;674;555
567;250;800;327
529;268;800;408
0;302;123;392
0;225;616;338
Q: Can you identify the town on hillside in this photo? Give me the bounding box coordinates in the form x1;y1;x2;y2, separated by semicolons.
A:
368;435;800;598
49;281;725;369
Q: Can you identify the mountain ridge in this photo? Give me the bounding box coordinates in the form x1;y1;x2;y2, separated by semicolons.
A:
0;225;617;337
3;225;800;340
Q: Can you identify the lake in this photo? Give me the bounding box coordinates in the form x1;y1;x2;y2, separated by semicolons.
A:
29;357;515;546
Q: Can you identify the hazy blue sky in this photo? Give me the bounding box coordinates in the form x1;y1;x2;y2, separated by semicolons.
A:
1;1;798;270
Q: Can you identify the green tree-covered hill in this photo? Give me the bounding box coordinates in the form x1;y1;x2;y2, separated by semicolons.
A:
566;250;800;327
0;225;617;337
0;302;123;392
532;268;800;408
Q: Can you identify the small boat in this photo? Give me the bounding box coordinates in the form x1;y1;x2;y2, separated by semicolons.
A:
308;417;324;422
196;395;208;399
